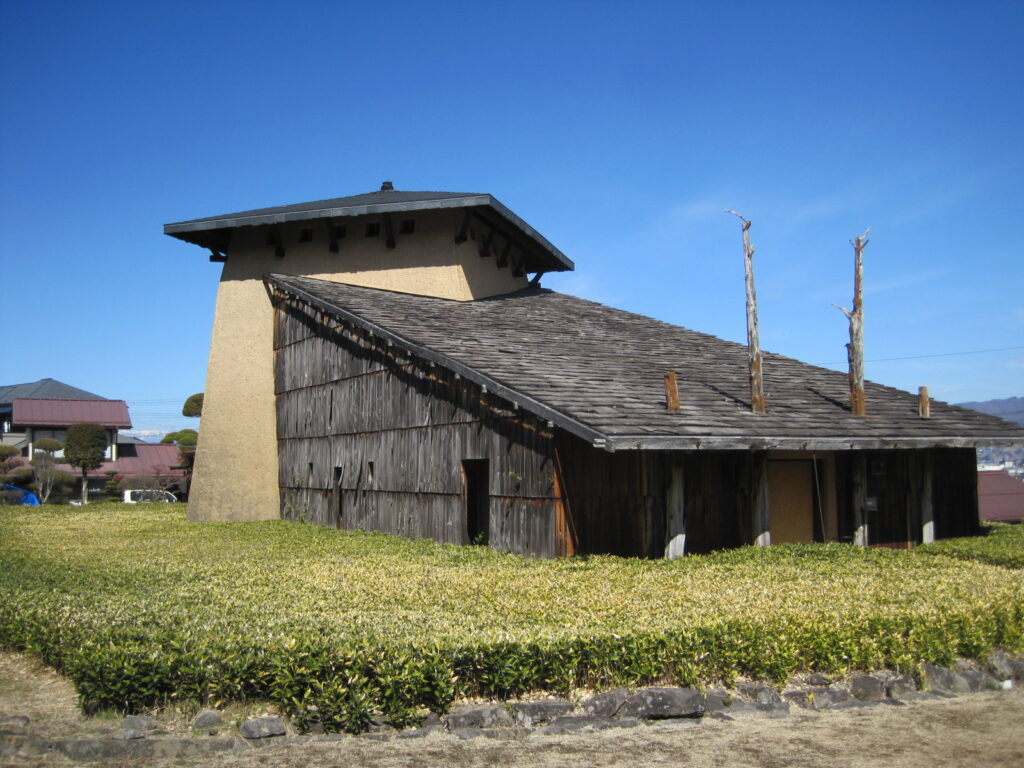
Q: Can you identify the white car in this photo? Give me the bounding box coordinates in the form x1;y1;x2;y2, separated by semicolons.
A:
123;489;178;504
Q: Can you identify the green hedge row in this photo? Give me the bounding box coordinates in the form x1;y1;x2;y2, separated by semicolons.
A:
2;505;1023;732
918;522;1024;569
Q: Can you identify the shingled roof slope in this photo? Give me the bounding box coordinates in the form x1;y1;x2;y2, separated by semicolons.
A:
0;378;105;404
269;274;1024;451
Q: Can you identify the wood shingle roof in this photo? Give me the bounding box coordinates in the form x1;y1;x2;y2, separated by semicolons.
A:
268;274;1024;452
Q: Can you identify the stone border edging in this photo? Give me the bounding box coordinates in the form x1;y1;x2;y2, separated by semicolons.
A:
2;653;1022;762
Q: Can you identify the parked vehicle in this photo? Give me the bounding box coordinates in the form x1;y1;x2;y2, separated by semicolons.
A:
123;489;177;504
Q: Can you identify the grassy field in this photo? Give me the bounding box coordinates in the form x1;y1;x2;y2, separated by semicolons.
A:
1;503;1022;732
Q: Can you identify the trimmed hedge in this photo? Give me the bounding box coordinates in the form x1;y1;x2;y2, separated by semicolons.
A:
1;504;1022;732
917;522;1024;569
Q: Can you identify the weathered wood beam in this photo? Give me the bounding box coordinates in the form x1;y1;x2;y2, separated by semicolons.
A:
664;372;681;411
751;451;771;546
208;250;227;263
726;211;766;414
918;386;930;418
835;229;870;415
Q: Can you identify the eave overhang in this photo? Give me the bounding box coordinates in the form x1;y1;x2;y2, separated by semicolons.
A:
165;193;573;273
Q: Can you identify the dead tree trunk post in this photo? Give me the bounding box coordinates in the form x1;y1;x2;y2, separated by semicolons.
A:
726;210;766;414
835;229;869;416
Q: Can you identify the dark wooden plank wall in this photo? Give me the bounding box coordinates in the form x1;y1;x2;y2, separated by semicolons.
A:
554;434;753;556
273;295;981;557
273;298;560;556
835;448;979;546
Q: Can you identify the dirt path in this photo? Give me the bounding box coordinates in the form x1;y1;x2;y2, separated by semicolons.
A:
3;652;1024;767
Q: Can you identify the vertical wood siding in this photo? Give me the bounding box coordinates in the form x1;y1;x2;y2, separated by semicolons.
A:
834;448;979;546
273;298;559;556
272;295;981;556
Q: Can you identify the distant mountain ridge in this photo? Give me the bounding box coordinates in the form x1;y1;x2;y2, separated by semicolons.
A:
956;397;1024;427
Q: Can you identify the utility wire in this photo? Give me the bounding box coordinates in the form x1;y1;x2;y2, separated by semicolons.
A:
815;345;1024;366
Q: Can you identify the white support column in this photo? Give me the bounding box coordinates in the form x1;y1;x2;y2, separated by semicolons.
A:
752;451;771;546
851;453;869;547
664;461;686;558
921;451;934;544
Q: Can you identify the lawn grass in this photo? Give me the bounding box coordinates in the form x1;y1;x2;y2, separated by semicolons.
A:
1;503;1023;732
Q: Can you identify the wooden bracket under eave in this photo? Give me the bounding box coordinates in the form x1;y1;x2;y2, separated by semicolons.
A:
454;210;471;244
479;228;496;258
272;227;285;258
383;214;396;249
208;250;227;263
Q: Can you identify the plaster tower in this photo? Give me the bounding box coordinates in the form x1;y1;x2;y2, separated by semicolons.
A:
164;183;574;521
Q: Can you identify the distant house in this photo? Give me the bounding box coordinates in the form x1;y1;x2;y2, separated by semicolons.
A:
1;378;184;499
166;185;1024;555
978;470;1024;523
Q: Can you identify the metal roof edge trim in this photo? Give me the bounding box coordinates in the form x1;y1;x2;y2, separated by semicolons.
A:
266;275;606;447
605;435;1023;451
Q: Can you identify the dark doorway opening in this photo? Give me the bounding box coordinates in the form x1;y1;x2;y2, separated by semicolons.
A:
333;467;343;528
462;459;490;545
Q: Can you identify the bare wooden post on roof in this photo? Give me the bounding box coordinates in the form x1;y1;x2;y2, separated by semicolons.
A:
664;371;681;411
835;229;869;416
726;210;767;414
918;386;931;418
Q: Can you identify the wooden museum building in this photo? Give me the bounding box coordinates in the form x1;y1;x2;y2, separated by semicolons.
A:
165;184;1024;557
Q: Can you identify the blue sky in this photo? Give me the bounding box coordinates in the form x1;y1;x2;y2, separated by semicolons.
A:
1;0;1021;438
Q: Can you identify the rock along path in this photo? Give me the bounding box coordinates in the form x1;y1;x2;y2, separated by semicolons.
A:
3;651;1024;767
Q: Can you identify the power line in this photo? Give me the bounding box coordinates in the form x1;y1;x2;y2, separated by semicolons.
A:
815;345;1024;366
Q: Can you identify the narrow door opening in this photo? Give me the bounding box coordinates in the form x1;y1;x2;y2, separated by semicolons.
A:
462;459;490;546
768;460;819;544
333;466;343;528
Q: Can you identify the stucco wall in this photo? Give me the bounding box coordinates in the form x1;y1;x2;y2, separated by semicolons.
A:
187;210;531;522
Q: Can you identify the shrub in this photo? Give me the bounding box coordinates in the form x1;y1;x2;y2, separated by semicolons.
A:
1;505;1022;732
917;523;1024;569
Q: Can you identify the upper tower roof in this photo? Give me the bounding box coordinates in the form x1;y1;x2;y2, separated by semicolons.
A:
164;183;574;274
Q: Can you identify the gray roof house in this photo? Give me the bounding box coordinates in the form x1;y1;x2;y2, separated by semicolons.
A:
168;184;1024;556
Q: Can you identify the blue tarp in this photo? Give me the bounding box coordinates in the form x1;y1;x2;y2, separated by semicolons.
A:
3;484;40;505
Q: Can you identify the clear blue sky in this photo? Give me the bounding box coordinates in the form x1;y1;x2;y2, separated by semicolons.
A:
2;1;1021;438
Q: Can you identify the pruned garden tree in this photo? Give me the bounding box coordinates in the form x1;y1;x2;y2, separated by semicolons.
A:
31;437;64;504
178;392;202;498
63;423;108;505
182;393;204;418
0;445;23;504
0;444;20;483
160;429;198;448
